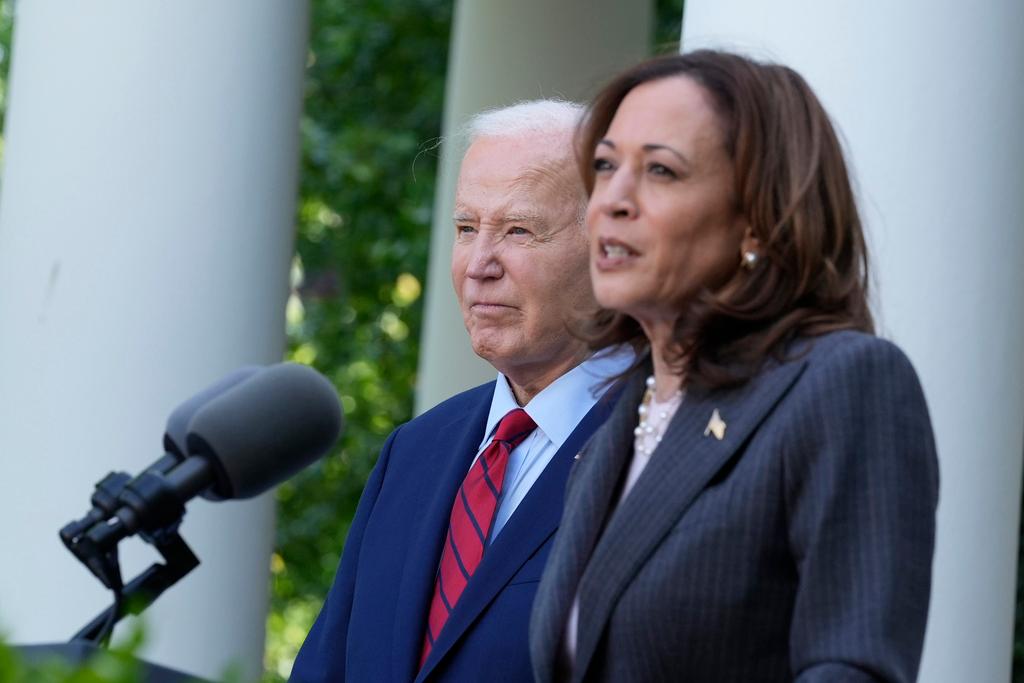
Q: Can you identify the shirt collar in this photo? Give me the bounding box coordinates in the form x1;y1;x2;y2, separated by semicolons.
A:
483;347;634;450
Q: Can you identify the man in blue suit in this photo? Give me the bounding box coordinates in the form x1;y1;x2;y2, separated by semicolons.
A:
290;100;629;683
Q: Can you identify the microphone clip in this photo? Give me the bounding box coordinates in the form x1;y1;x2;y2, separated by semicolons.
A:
60;467;200;647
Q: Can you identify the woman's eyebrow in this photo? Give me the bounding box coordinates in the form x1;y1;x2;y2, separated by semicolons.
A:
643;143;690;166
597;138;690;166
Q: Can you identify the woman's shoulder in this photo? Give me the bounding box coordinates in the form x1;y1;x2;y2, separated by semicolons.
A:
779;330;927;413
792;329;916;375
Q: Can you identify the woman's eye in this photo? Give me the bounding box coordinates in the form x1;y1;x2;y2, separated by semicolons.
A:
593;157;615;173
648;162;677;178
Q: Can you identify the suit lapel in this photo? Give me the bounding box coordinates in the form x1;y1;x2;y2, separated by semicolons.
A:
417;389;621;682
572;358;808;680
391;386;493;683
529;374;644;680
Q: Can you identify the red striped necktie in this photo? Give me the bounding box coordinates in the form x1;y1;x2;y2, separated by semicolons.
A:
419;408;538;667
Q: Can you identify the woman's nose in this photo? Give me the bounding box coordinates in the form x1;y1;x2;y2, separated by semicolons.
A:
597;171;638;220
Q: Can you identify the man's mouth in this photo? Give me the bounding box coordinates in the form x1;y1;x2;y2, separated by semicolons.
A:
470;301;515;313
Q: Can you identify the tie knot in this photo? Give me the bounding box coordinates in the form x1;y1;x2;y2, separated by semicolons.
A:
493;408;537;448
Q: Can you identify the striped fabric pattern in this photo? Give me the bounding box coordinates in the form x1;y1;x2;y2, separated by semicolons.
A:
530;331;939;683
420;407;537;668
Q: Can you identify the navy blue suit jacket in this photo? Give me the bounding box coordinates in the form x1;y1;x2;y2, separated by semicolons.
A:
291;380;618;683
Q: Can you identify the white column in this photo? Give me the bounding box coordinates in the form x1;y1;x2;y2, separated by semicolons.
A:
416;0;653;413
682;3;1024;681
0;1;308;680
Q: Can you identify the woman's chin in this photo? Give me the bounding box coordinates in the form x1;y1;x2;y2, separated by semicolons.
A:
594;284;644;315
594;292;630;315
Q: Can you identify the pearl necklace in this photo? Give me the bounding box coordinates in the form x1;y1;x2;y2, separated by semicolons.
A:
633;375;684;457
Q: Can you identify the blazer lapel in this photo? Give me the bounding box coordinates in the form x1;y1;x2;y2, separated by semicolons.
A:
391;387;493;683
530;373;645;681
572;358;808;680
417;389;622;682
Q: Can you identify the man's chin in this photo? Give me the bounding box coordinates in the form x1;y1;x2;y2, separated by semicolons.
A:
469;334;529;367
471;340;514;365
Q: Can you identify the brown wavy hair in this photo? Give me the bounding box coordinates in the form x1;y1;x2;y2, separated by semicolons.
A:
580;50;873;389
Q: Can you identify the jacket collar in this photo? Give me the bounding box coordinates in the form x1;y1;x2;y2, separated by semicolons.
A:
568;355;808;680
391;386;495;683
415;388;621;682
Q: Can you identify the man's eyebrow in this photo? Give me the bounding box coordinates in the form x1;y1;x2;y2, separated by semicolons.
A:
453;203;545;226
499;212;543;224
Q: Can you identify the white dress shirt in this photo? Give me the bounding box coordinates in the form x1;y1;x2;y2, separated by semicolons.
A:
472;349;633;540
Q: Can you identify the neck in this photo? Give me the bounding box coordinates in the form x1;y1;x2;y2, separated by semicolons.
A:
641;319;685;401
502;348;589;406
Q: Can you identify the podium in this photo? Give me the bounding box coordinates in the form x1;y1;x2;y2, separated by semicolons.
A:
15;642;211;683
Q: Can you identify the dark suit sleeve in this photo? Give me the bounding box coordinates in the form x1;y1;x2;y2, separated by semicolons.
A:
289;426;400;683
783;337;939;683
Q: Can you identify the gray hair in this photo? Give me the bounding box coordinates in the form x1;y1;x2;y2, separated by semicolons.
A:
466;99;584;143
463;99;587;226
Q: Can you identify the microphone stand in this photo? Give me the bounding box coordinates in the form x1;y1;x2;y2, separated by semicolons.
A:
60;469;201;646
70;528;199;644
17;467;214;682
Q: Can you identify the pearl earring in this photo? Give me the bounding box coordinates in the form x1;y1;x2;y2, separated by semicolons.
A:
741;250;758;270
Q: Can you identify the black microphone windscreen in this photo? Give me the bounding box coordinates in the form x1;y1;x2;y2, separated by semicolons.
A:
185;363;343;500
162;366;262;459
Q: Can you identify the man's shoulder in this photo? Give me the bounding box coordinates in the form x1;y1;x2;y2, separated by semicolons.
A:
376;381;495;469
399;380;496;432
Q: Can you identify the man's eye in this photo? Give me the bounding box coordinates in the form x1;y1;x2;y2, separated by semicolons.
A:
456;225;476;235
509;226;530;236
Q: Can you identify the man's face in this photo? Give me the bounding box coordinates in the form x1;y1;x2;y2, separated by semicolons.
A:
451;134;594;381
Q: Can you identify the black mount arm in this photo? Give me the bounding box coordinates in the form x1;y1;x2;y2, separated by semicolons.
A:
60;467;202;646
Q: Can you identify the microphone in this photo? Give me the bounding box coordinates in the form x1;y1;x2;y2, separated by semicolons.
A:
60;365;262;548
85;362;342;549
184;361;344;500
61;363;341;644
161;365;262;463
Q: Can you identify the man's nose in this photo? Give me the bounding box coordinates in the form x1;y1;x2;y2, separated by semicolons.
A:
465;237;504;280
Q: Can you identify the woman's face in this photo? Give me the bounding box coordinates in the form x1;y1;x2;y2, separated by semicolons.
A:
587;76;747;329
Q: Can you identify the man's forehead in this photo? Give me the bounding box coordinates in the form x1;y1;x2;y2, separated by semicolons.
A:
460;135;572;179
453;200;547;224
455;166;576;217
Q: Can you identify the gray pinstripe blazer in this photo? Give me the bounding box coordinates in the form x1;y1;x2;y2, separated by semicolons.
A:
530;331;938;683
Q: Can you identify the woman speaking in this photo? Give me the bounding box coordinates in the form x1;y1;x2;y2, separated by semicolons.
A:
530;51;938;683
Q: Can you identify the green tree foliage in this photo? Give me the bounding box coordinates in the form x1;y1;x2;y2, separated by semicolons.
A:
0;1;12;159
655;0;685;51
268;2;690;677
266;1;452;678
268;1;687;679
0;637;143;683
0;626;228;683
